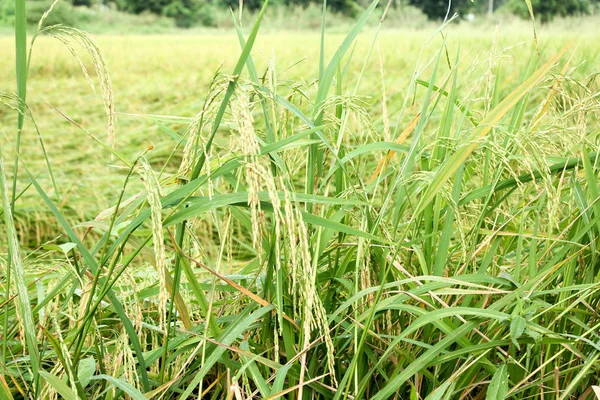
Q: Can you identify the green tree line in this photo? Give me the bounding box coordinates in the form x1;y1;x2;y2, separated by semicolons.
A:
2;0;597;28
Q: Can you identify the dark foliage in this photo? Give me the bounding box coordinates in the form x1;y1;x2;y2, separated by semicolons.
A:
408;0;474;19
218;0;357;15
505;0;591;22
72;0;93;6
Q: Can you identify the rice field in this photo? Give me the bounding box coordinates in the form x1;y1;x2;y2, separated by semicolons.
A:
1;4;600;399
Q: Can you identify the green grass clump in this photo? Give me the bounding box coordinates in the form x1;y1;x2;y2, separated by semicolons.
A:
1;1;600;399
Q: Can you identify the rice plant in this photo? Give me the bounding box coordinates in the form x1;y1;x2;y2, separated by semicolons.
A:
1;0;600;399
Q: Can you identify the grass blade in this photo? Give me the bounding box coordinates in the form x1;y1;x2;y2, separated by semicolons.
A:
486;364;508;400
39;371;77;400
0;152;40;391
89;375;148;400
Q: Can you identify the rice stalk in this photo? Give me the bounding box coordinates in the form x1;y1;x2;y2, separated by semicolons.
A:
34;25;115;148
37;0;60;31
138;157;169;329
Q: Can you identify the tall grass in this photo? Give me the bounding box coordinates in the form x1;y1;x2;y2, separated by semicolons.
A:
1;0;600;399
